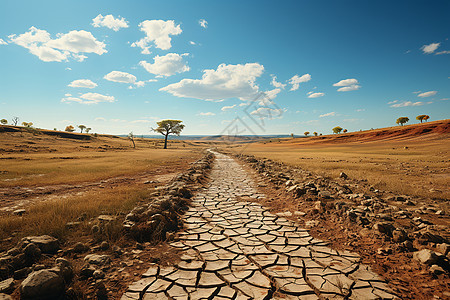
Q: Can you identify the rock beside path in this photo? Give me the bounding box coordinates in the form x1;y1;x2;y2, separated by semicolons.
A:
20;269;64;299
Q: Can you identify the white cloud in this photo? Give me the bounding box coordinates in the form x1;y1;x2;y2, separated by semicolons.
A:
319;112;336;118
189;41;196;45
0;38;7;45
95;117;106;121
288;74;311;91
198;112;215;116
9;27;106;62
412;91;421;94
417;90;437;98
239;103;247;107
308;92;324;98
333;78;361;92
263;88;281;101
271;75;286;89
64;93;72;97
388;100;398;104
337;85;361;92
68;79;97;89
61;92;115;104
104;71;136;83
104;71;147;87
65;67;72;71
130;119;151;123
132;20;182;53
333;78;358;87
160;63;264;101
436;50;450;55
139;53;189;77
221;105;236;111
250;107;283;119
356;108;365;112
199;19;208;28
92;14;128;31
421;42;440;54
390;101;424;108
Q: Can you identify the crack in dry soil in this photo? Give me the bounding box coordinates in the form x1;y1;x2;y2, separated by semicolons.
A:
121;152;398;299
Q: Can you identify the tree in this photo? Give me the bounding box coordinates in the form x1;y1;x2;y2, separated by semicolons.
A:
152;120;185;149
290;133;294;138
396;117;409;126
332;126;343;134
313;132;318;136
86;127;92;133
65;125;75;132
78;125;86;133
343;129;348;133
1;119;7;125
416;115;430;123
12;117;19;126
304;131;310;136
128;132;136;148
22;122;33;127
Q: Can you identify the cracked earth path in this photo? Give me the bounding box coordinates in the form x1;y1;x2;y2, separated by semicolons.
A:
122;152;398;300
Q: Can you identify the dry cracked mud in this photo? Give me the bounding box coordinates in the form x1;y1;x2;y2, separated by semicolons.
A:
121;152;398;299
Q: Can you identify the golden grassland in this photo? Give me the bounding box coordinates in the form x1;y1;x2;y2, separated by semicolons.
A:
230;121;450;200
0;128;208;246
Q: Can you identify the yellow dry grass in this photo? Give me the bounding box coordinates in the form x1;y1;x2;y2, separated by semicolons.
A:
231;134;449;200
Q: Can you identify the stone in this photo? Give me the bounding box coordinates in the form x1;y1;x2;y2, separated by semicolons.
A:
0;278;14;293
392;228;407;243
100;241;109;250
55;258;73;282
73;242;89;253
436;243;450;256
373;222;395;236
84;254;111;266
22;235;59;254
20;269;64;299
98;215;117;222
318;191;332;199
23;243;41;259
80;264;96;278
413;249;439;265
93;270;105;279
339;172;348;179
13;267;31;279
430;264;445;275
13;209;26;216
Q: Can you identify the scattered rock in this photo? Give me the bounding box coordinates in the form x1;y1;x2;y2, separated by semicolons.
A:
22;235;59;254
13;209;26;216
339;172;348;179
373;222;395;236
0;278;14;293
73;242;89;253
84;254;111;266
430;264;445;275
97;215;117;222
413;249;439;265
20;269;64;299
392;228;408;243
100;241;109;251
23;243;41;259
13;267;31;279
436;243;450;256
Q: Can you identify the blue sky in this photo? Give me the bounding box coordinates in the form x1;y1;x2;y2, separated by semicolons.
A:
1;0;449;135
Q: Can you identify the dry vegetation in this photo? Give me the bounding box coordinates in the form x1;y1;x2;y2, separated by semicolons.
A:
232;120;450;200
0;127;208;248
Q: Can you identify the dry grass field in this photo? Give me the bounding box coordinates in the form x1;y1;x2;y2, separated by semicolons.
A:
231;119;450;200
0;126;207;246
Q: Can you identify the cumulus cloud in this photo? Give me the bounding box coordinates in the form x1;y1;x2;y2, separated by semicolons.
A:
390;101;424;108
198;112;215;116
319;112;336;118
9;27;106;62
132;20;182;53
199;19;208;28
333;78;361;92
95;117;106;121
68;79;98;89
271;75;286;89
160;63;264;101
0;38;7;45
421;42;440;54
308;92;324;98
189;41;196;45
288;74;311;91
417;90;437;98
250;107;283;119
104;71;147;87
221;105;236;111
92;14;128;31
61;92;115;104
139;53;189;77
436;50;450;55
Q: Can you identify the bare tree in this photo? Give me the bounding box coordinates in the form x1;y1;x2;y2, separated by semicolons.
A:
128;132;136;148
12;117;19;126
